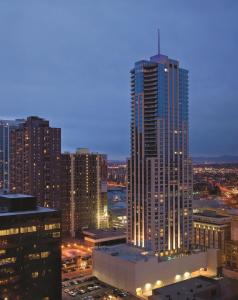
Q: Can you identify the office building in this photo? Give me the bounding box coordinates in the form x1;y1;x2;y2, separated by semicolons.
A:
9;116;61;209
60;149;108;237
193;210;231;251
0;194;61;300
0;119;25;192
127;33;193;253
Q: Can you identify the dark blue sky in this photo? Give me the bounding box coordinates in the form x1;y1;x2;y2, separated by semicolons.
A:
0;1;237;159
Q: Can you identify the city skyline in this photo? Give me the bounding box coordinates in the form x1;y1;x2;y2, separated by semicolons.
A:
0;2;238;298
0;1;238;160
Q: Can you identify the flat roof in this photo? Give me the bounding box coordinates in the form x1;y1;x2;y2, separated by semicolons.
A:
152;276;217;299
0;206;57;217
224;208;238;216
194;210;230;218
95;244;205;264
83;228;126;239
94;244;155;263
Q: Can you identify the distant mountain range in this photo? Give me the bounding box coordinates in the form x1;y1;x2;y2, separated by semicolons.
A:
193;155;238;164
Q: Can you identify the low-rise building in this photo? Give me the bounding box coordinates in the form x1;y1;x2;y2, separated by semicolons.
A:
149;276;219;300
193;210;231;251
149;276;238;300
83;228;126;247
92;244;219;297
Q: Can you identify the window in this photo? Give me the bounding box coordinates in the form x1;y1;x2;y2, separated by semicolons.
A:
52;232;60;238
20;226;37;233
0;257;16;266
44;223;60;230
28;253;40;260
41;251;50;258
32;272;39;279
0;228;19;236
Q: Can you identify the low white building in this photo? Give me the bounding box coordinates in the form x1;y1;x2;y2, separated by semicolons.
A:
92;244;219;297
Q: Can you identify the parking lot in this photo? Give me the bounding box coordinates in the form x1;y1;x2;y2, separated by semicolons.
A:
62;276;138;300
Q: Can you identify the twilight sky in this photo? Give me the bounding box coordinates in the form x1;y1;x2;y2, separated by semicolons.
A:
0;1;237;160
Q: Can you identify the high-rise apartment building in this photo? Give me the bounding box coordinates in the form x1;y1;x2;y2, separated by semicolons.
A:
0;194;61;300
61;152;72;236
0;119;25;192
61;149;108;237
127;34;193;254
9;116;61;209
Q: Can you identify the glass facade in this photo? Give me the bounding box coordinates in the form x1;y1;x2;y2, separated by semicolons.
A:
0;119;24;192
0;195;61;300
127;43;193;254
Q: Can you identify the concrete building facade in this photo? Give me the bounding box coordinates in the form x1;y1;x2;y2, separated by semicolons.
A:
93;244;218;297
193;210;231;251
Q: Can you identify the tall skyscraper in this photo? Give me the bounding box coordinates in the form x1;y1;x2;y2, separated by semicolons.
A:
9;116;61;209
61;152;72;237
0;119;25;192
0;194;61;300
127;33;193;254
61;149;108;237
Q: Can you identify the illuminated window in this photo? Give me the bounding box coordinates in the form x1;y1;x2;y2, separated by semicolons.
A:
20;226;37;233
32;272;39;278
0;257;16;266
52;232;60;238
41;251;50;258
0;228;19;236
28;253;40;260
44;223;60;230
